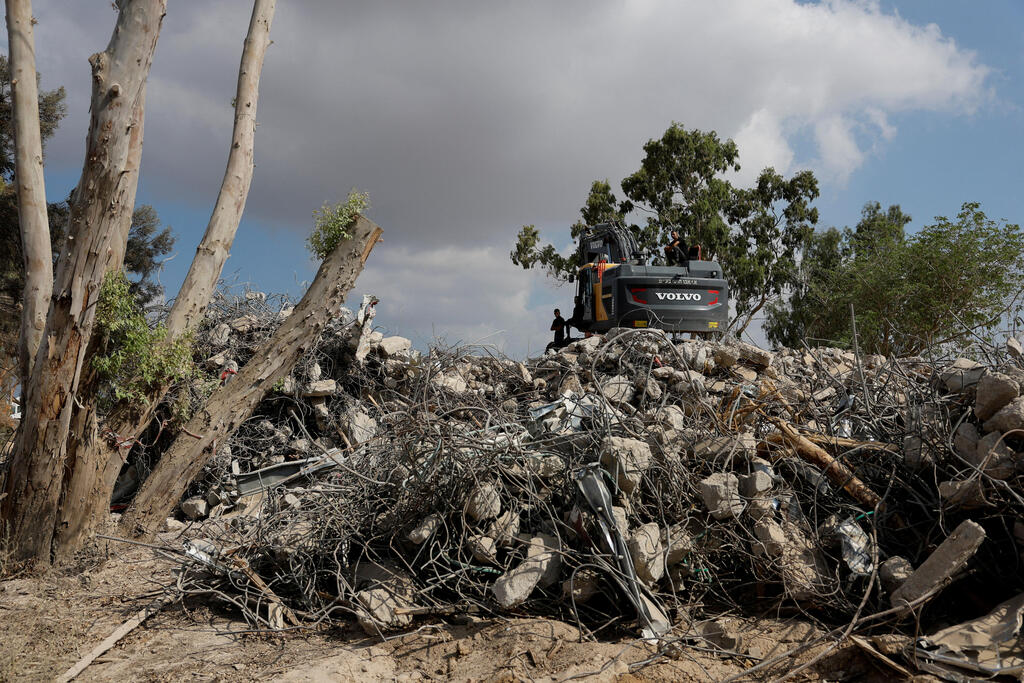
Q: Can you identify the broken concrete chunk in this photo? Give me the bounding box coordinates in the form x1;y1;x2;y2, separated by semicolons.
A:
662;523;694;566
953;422;979;462
344;409;377;445
210;323;231;346
700;473;744;520
975;371;1019;421
355;586;414;634
753;520;786;557
491;534;561;607
879;556;914;594
599;436;652;495
984;396;1024;434
891;519;986;608
1008;337;1024;359
377;336;412;357
431;372;469;394
303;379;337;397
465;482;502;521
561;569;601;603
488;510;520;546
467;535;498;564
938;479;989;510
600;375;635;404
972;431;1017;479
740;471;774;497
408;513;443;544
627;523;665;586
940;358;986;393
181;496;208;521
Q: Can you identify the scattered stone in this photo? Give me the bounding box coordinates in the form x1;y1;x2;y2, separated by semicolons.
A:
466;535;498;564
940;358;986;393
975;372;1019;421
599;437;652;495
984;396;1024;433
303;379;337;397
627;523;665;586
378;336;412;357
465;483;502;521
700;473;744;520
181;496;208;521
408;514;442;544
491;535;561;607
488;510;520;546
879;556;914;594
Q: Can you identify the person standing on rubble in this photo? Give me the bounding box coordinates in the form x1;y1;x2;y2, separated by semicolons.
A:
566;295;585;337
547;308;567;352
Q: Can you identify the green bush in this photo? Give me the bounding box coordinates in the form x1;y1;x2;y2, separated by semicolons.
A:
306;189;370;260
92;271;194;410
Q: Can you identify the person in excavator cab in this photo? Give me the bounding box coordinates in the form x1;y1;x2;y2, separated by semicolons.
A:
663;229;687;266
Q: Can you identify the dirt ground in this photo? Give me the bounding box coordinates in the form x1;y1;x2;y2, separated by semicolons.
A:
0;529;930;682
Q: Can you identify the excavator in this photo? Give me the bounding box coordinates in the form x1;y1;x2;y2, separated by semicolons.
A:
570;223;729;335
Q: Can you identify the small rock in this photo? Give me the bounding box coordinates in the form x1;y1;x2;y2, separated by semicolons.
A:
1008;337;1023;359
879;556;913;594
408;513;443;544
627;523;665;586
488;510;520;546
700;473;743;520
953;422;979;462
303;379;337;397
975;372;1020;421
940;358;986;393
985;396;1024;433
163;518;186;532
601;375;635;404
181;496;208;521
465;483;502;521
491;534;561;607
378;336;412;357
752;520;786;556
466;535;498;564
740;471;773;497
599;437;652;495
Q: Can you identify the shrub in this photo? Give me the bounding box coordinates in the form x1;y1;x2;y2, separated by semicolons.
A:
306;189;370;260
92;271;194;410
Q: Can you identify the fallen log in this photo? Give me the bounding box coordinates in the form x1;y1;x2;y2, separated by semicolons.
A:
767;418;883;511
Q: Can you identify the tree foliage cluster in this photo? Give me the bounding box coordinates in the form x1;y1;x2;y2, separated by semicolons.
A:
307;189;369;260
511;123;819;334
92;271;194;411
765;202;1024;356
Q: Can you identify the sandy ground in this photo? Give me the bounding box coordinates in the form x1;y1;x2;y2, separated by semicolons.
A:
0;530;928;682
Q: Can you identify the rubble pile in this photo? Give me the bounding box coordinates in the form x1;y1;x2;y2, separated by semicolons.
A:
159;291;1024;677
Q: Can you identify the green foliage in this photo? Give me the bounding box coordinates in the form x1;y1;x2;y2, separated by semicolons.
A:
725;168;819;334
307;189;369;260
620;123;739;260
92;271;193;410
766;202;1024;355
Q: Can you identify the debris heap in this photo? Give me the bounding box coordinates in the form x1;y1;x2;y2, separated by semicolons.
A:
156;292;1024;678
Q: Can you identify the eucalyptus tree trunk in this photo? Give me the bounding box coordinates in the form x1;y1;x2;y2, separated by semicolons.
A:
120;217;383;540
6;0;51;389
0;0;167;565
54;0;277;562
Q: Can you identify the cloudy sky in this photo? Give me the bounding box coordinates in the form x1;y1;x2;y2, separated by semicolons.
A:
26;1;1024;356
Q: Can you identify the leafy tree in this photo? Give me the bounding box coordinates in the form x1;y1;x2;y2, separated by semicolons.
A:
725;168;818;335
766;202;1024;355
620;123;739;261
123;204;175;306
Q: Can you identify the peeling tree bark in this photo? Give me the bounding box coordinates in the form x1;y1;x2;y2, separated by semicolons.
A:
6;0;52;391
53;0;277;562
119;217;383;540
0;0;167;565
